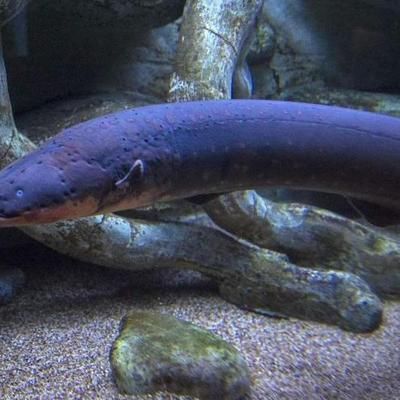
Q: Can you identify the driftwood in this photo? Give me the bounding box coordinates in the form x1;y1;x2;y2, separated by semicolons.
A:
204;191;400;297
0;2;397;331
0;28;380;331
169;0;400;295
167;0;400;327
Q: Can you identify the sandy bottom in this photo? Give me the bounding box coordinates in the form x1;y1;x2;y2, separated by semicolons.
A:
0;240;399;400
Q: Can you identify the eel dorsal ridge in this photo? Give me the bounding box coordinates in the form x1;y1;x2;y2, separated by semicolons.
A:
115;159;144;189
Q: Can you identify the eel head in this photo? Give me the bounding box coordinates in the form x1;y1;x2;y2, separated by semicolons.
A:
0;151;108;227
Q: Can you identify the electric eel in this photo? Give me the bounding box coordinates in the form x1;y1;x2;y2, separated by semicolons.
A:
0;99;400;227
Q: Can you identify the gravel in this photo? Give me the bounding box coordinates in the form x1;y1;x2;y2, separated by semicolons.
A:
0;242;399;400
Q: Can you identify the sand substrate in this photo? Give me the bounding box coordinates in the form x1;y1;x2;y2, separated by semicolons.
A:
0;240;399;400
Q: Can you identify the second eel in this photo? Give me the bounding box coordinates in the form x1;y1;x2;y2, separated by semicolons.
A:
0;99;399;226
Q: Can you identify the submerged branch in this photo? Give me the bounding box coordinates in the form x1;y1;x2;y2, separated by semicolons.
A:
0;2;390;331
22;215;382;332
169;0;263;101
166;0;400;330
204;191;400;297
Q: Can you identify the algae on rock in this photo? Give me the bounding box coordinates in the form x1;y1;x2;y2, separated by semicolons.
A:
111;311;251;399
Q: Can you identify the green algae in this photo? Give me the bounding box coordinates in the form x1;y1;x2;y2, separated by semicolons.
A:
110;311;251;399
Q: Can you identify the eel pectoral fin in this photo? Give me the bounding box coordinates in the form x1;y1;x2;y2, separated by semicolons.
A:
115;159;144;190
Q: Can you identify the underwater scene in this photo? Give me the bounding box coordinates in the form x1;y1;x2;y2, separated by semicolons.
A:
0;0;399;399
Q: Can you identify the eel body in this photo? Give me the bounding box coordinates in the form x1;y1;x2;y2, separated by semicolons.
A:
0;100;400;226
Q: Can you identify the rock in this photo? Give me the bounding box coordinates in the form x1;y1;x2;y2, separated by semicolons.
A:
249;0;400;98
110;311;251;400
16;93;154;144
3;4;180;113
34;0;185;29
0;267;25;304
0;0;31;26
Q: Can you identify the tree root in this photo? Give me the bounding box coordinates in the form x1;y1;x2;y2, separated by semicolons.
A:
203;191;400;297
22;214;382;332
0;4;392;331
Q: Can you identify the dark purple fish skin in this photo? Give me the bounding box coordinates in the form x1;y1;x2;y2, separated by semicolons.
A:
0;99;400;226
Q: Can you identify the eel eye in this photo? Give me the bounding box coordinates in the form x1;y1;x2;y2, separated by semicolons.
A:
16;189;24;198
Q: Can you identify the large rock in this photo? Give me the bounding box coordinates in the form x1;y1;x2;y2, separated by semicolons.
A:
110;311;251;399
3;0;399;113
254;0;400;94
3;1;182;112
0;0;30;26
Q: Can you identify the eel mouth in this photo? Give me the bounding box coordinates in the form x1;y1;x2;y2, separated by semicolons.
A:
0;197;101;227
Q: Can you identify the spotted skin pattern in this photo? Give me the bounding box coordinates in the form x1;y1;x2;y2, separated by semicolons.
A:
0;100;400;226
